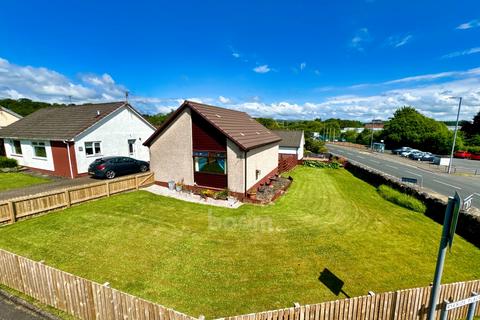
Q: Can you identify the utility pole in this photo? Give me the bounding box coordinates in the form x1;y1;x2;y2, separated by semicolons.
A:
370;120;375;151
125;91;129;103
448;97;462;174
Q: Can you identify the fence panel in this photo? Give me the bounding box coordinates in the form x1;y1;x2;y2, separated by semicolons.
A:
0;248;197;320
0;172;155;225
217;280;480;320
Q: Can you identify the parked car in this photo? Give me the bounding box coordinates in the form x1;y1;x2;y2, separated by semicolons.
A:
454;150;472;159
409;151;425;161
88;156;149;179
421;152;436;162
392;147;411;155
470;153;480;161
400;149;419;157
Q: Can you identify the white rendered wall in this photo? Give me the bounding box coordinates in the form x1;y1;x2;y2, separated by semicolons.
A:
4;139;54;171
74;107;155;174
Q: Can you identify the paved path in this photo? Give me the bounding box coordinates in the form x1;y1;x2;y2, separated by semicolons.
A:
328;144;480;209
0;294;52;320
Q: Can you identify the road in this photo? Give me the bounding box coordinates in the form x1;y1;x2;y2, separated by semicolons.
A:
327;144;480;209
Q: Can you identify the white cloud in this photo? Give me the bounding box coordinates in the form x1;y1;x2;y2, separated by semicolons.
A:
442;47;480;59
386;34;413;48
218;95;231;104
300;62;307;71
1;57;479;122
456;19;480;30
0;58;125;103
232;52;240;59
350;28;371;51
253;65;271;74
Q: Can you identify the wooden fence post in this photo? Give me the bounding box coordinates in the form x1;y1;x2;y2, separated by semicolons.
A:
64;190;71;208
7;201;16;224
106;181;110;197
135;175;139;190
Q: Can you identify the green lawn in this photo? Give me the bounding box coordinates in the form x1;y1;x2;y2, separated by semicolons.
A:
0;167;479;318
0;172;50;192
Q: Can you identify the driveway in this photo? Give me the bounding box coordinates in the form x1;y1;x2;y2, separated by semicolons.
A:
0;170;101;202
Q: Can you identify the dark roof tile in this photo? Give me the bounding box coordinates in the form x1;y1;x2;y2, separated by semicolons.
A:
273;130;304;148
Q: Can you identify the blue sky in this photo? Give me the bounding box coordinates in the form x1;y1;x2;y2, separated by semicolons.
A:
0;0;479;120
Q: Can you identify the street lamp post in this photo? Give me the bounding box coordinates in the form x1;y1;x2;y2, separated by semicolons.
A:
448;97;462;174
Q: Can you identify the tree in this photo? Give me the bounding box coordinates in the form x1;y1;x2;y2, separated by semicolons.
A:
461;110;480;146
305;137;326;154
356;129;373;145
382;106;459;154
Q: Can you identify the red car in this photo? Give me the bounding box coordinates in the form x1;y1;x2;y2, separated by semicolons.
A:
470;153;480;161
454;150;472;159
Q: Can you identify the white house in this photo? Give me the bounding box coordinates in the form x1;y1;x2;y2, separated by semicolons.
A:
0;102;155;178
0;106;22;128
273;130;305;161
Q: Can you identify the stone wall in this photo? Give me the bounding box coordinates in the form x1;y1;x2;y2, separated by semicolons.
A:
342;159;480;248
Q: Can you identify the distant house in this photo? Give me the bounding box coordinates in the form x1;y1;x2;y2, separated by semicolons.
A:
274;130;305;161
0;102;155;178
364;120;384;131
0;106;23;156
0;106;22;128
340;127;363;133
144;101;281;197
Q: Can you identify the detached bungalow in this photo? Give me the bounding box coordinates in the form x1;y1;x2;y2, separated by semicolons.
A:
274;130;305;161
144;101;281;197
0;106;22;128
0;102;155;178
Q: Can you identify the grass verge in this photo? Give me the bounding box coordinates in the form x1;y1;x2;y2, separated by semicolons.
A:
377;184;427;213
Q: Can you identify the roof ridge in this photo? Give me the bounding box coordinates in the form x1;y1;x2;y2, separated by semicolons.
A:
185;100;247;114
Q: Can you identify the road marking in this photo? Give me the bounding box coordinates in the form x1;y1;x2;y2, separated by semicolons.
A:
406;170;422;178
369;159;380;164
433;179;462;190
386;164;399;169
357;156;365;159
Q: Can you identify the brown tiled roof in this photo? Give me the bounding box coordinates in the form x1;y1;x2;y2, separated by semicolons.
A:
0;102;127;141
273;130;304;148
144;101;281;150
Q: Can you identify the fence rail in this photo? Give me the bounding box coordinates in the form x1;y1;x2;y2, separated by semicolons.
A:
0;172;155;224
0;247;479;320
0;248;196;320
216;280;480;320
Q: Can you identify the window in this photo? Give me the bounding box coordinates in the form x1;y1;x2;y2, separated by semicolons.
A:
12;140;22;155
85;142;101;156
32;141;47;158
193;151;227;174
128;139;135;155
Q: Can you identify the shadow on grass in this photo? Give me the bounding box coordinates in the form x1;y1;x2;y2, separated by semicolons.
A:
318;268;351;298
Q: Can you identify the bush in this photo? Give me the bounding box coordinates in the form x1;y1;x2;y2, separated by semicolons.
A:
377;185;426;213
303;160;341;169
0;156;18;168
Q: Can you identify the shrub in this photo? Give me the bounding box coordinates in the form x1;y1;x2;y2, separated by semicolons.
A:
303;160;341;169
377;185;426;213
0;156;18;168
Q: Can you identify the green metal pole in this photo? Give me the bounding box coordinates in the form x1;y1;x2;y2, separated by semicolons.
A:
439;300;449;320
466;292;478;320
427;198;455;320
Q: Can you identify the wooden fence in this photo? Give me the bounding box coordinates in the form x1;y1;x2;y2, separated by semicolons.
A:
217;280;480;320
0;245;479;320
0;172;155;224
0;248;196;320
